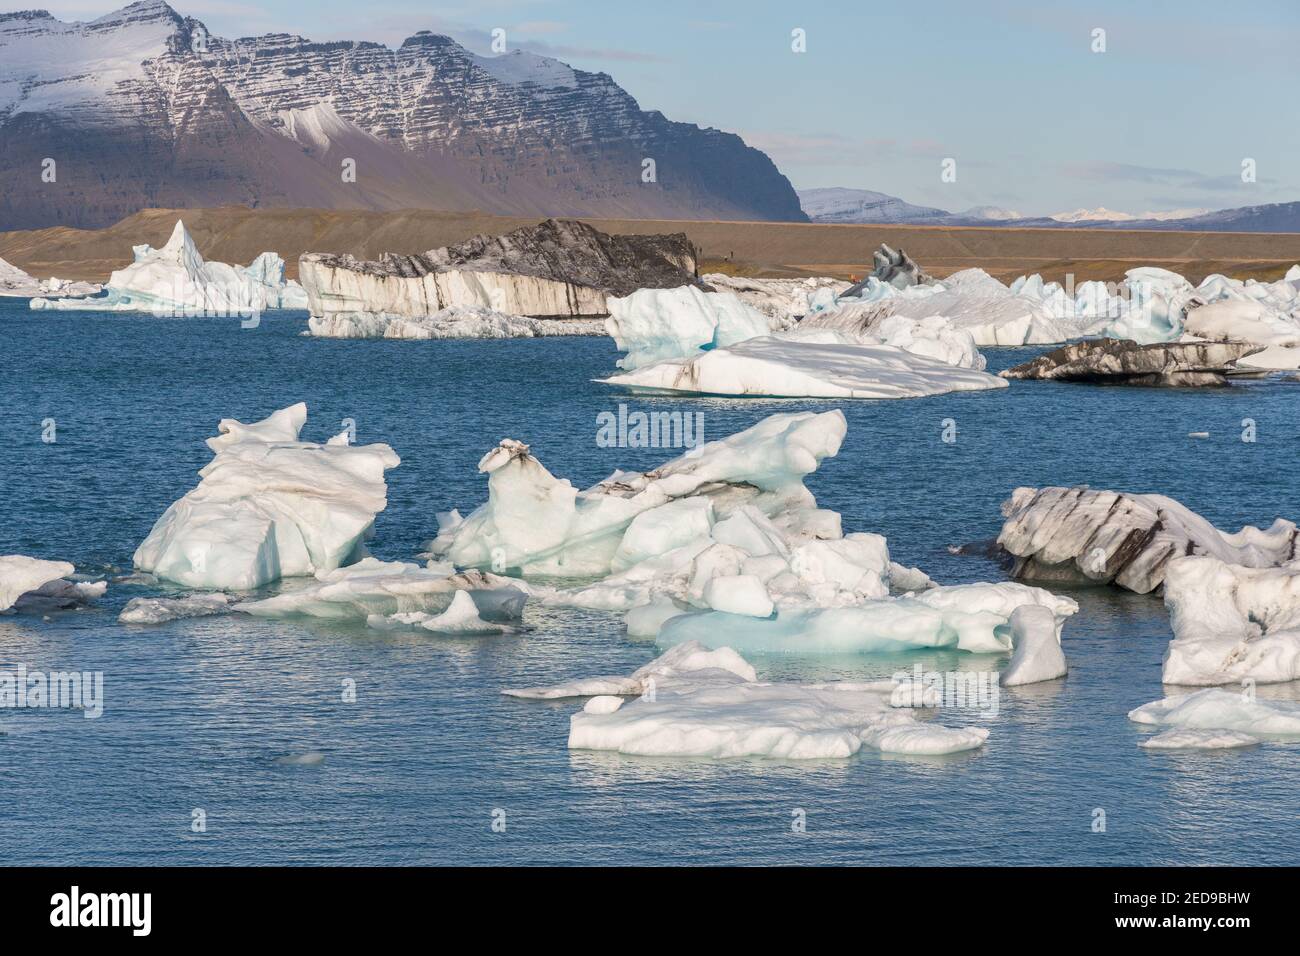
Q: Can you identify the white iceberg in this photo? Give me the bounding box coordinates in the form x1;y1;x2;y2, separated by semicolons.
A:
435;412;1072;671
504;641;989;759
30;221;307;315
431;410;847;577
998;485;1297;594
365;588;513;634
1138;729;1260;750
0;555;102;613
1161;556;1300;686
236;557;527;622
999;604;1069;685
133;404;400;590
598;334;1007;399
119;593;232;625
0;257;100;298
605;286;776;369
1129;688;1300;737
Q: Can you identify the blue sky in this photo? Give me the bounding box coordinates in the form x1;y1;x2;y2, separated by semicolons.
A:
46;0;1300;216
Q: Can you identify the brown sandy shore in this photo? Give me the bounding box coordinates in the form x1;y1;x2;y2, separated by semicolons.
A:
3;205;1300;285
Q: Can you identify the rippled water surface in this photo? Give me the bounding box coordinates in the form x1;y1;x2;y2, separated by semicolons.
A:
2;299;1297;865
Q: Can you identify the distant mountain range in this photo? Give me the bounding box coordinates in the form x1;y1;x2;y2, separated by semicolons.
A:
0;1;805;230
798;188;1300;233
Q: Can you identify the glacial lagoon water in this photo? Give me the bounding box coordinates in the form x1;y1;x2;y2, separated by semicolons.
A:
2;297;1298;865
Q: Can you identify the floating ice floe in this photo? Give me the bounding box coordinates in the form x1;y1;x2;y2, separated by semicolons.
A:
1161;556;1300;686
0;257;101;298
0;555;103;612
118;593;232;624
598;280;1005;398
503;641;989;759
133;403;400;590
1129;688;1300;743
306;306;605;339
1138;729;1261;750
435;412;1074;675
30;220;308;314
235;557;527;623
998;485;1297;594
598;334;1007;399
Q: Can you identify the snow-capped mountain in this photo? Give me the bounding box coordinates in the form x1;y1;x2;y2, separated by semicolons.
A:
1050;207;1137;223
797;188;949;224
0;2;805;229
958;206;1022;221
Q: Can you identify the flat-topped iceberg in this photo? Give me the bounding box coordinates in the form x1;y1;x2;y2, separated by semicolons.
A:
306;307;604;339
0;258;100;298
598;334;1007;399
1000;338;1261;386
998;485;1297;594
119;593;232;625
299;218;702;324
504;641;989;759
30;220;307;315
598;279;1005;399
235;557;527;623
1161;556;1300;686
1129;688;1300;739
656;580;1075;658
133;403;400;590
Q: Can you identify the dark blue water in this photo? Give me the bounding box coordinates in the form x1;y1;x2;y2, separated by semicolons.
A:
2;298;1297;865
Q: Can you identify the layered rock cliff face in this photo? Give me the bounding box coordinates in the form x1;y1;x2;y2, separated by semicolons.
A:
299;219;704;318
0;2;805;229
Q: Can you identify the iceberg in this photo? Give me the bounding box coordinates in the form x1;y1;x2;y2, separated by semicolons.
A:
364;588;515;634
598;334;1008;399
1129;688;1300;737
0;555;101;612
700;273;849;321
119;593;232;625
998;485;1298;594
30;221;308;314
999;604;1069;685
299;218;702;323
1000;338;1261;386
1161;556;1300;686
436;412;1071;672
235;557;527;622
306;307;604;339
133;403;401;590
605;286;774;370
504;641;989;759
656;581;1076;657
0;257;100;298
1138;729;1261;750
803;253;1300;356
431;410;848;577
